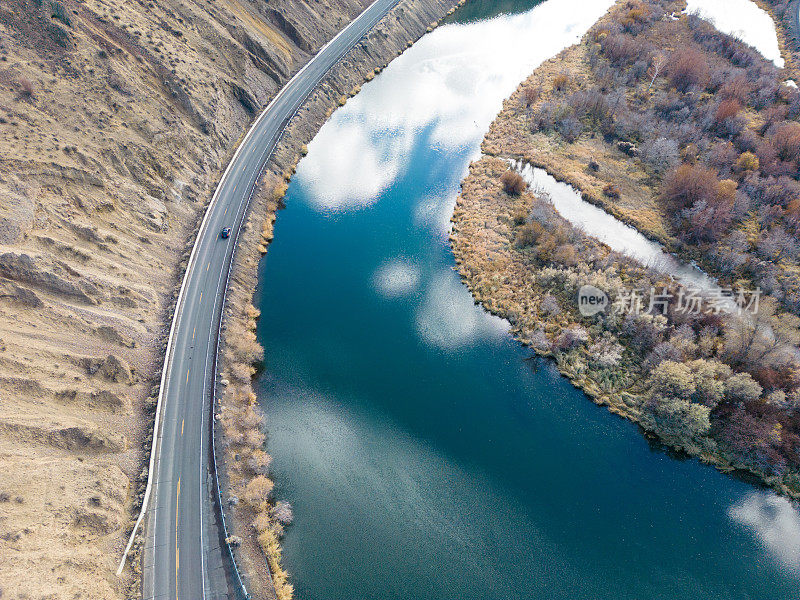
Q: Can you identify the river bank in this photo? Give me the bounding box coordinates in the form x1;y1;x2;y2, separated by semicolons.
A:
451;0;800;498
215;1;464;597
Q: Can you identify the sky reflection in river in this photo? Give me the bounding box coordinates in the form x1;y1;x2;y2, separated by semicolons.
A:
300;0;615;211
297;0;617;348
415;269;509;349
729;492;800;570
373;259;421;298
687;0;784;67
257;1;800;597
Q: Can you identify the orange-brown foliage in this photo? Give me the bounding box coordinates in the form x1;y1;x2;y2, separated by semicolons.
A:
714;98;741;126
602;183;621;199
523;86;541;108
500;170;526;195
668;48;709;92
553;72;571;92
662;163;719;209
771;121;800;162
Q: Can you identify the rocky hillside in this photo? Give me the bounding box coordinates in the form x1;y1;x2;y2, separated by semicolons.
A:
0;0;372;597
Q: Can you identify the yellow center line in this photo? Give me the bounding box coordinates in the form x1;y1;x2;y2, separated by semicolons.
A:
206;262;210;272
186;369;190;384
181;419;184;436
224;207;228;216
199;291;203;303
192;326;196;340
176;477;180;597
233;183;237;193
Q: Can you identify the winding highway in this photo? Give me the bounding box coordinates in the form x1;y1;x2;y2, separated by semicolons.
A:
123;1;402;597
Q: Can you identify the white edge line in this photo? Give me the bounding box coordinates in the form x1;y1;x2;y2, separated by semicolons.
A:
117;0;395;577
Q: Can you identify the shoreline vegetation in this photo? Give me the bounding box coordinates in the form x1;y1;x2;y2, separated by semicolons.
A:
451;0;800;498
216;0;465;597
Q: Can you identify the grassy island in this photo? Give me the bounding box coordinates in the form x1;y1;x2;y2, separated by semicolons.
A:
451;0;800;496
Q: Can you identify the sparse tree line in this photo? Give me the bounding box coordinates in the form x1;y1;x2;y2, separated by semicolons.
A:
220;303;294;599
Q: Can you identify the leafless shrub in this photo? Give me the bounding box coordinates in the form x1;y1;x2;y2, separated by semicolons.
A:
553;72;571;92
523;85;541;108
601;33;642;66
557;115;582;142
18;77;33;98
761;105;788;134
622;314;665;353
530;329;552;353
272;501;294;526
770;121;800;162
516;221;543;248
555;326;589;351
247;449;272;476
713;98;742;133
668;48;709;93
708;141;738;176
603;183;621;199
640;137;679;175
588;334;624;368
541;294;561;316
662;163;718;210
718;72;752;103
644;341;683;369
757;226;800;262
552;243;578;266
567;88;614;130
681;197;733;242
500;170;526;195
723;297;800;369
620;2;650;34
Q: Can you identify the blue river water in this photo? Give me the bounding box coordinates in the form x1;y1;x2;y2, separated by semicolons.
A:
254;1;800;598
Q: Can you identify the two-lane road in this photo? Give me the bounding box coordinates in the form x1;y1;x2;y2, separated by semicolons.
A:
130;1;403;597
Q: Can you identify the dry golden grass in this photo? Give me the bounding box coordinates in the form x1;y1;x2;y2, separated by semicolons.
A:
481;39;670;243
220;0;294;57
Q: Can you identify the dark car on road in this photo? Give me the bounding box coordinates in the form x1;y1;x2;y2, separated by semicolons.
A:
221;227;232;239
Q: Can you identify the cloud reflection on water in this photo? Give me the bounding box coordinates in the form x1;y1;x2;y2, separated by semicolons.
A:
373;259;421;298
298;0;615;212
414;193;455;239
729;491;800;572
300;119;411;211
415;269;508;349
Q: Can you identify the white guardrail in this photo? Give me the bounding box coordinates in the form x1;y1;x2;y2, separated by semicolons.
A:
117;1;402;595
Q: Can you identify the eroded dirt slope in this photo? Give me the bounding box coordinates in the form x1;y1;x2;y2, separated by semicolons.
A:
0;0;370;597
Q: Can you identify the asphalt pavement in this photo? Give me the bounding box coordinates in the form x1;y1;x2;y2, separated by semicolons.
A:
139;1;401;597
